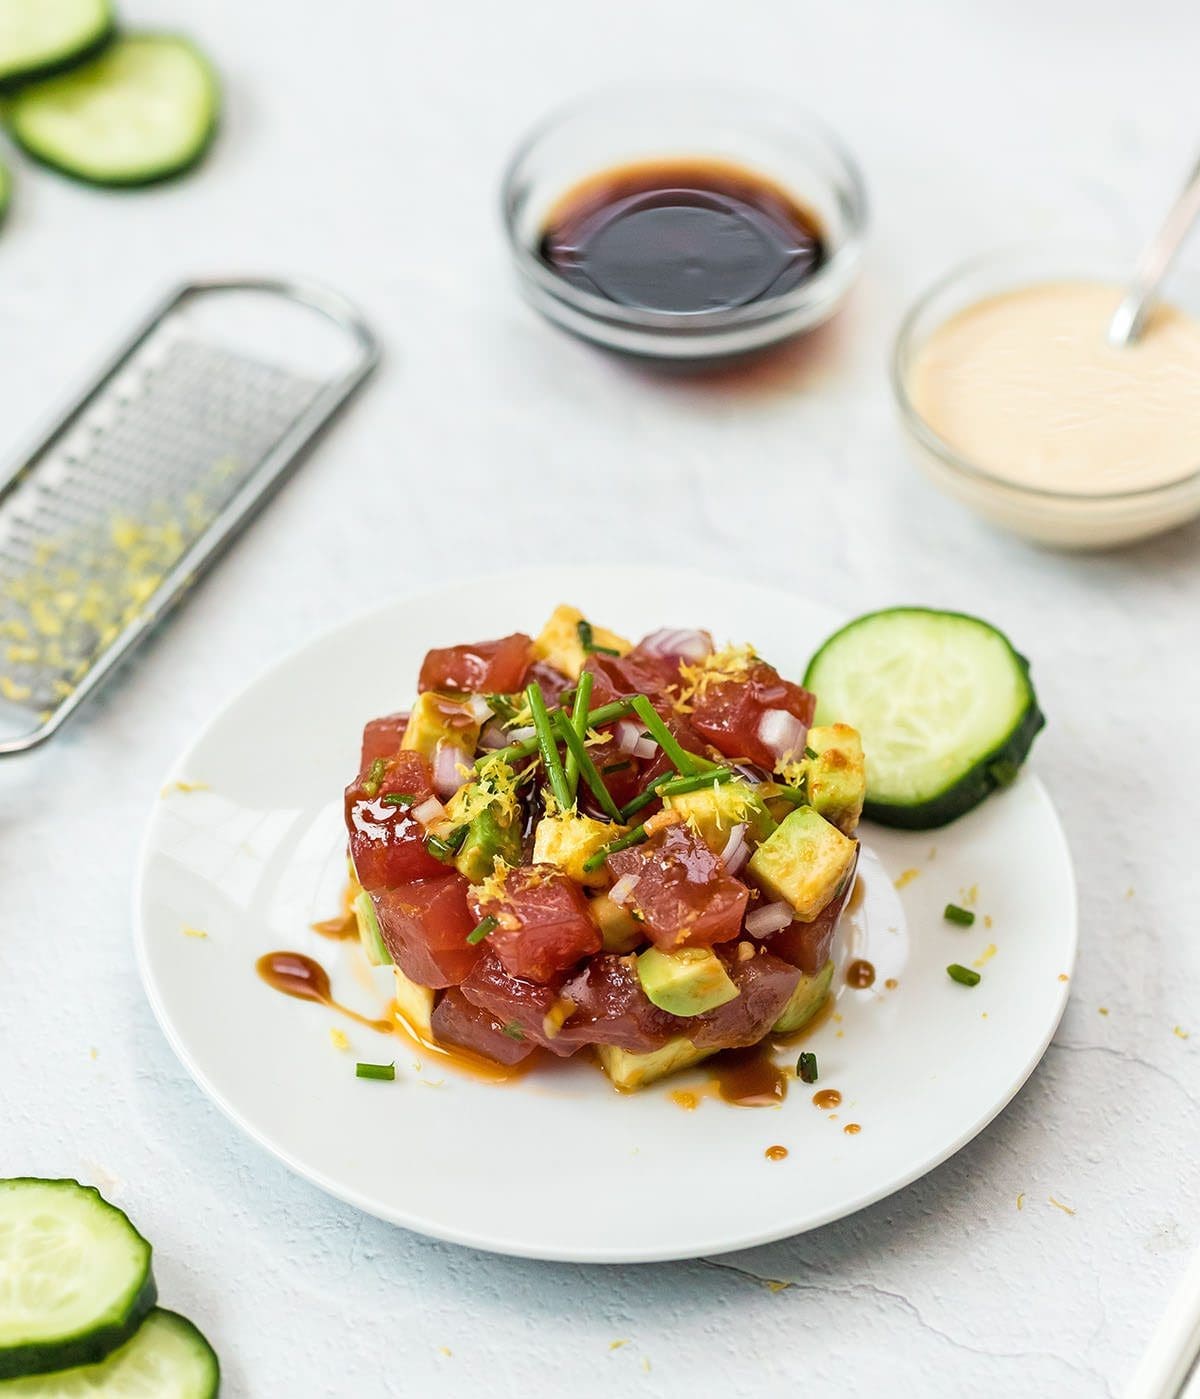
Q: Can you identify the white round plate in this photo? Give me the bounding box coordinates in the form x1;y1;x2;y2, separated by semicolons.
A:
135;568;1076;1263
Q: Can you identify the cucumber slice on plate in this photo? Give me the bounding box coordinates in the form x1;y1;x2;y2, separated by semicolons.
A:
0;1311;219;1398
0;1179;156;1379
0;0;114;89
8;34;219;187
804;607;1044;829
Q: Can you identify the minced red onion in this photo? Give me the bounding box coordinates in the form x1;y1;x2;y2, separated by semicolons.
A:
479;721;508;751
758;708;805;763
720;822;749;875
507;725;536;744
609;873;641;906
616;720;658;760
745;901;793;938
465;695;494;724
412;796;446;827
637;627;714;665
431;743;466;798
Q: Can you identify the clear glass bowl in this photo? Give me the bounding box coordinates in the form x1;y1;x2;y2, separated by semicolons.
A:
501;85;867;362
892;246;1200;549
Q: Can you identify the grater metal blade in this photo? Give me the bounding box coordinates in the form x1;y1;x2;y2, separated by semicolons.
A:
0;277;379;755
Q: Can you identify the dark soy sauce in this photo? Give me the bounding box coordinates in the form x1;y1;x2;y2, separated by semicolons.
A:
538;159;827;314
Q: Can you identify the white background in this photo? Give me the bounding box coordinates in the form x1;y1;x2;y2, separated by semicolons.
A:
2;2;1198;1396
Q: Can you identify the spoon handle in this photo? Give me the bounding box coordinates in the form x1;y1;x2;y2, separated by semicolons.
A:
1108;153;1200;347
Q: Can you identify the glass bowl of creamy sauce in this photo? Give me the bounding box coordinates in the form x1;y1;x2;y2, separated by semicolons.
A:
892;247;1200;547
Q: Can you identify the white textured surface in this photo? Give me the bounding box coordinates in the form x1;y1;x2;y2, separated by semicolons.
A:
1;2;1197;1395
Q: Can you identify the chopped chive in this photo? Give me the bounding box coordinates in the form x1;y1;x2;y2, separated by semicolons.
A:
576;618;621;657
362;757;387;797
427;826;468;862
466;914;499;946
944;903;976;927
553;710;624;822
502;1021;525;1041
947;963;981;987
486;693;519;723
619;770;678;822
355;1061;395;1081
768;783;808;808
563;670;593;797
478;698;635;769
630;695;704;776
381;792;416;806
602;759;633;774
804;746;818;761
583;822;649;873
526;681;573;811
657;768;734;798
797;1051;818;1084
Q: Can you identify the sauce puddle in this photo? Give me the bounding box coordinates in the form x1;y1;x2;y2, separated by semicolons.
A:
257;952;393;1033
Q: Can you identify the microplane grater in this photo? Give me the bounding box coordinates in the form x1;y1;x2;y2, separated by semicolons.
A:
0;277;379;755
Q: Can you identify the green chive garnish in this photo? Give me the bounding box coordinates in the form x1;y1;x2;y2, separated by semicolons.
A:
618;770;678;822
362;757;387;797
583;822;649;873
381;792;416;806
427;827;468;862
944;903;976;927
563;670;593;798
502;1021;525;1041
486;693;519;723
554;710;624;822
947;963;981;987
466;915;499;946
797;1052;818;1084
602;759;632;774
804;746;818;761
656;768;734;798
768;783;808;808
526;681;572;810
356;1061;395;1081
479;698;636;769
576;618;620;657
629;695;703;776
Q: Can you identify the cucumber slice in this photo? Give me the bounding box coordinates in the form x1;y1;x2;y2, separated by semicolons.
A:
0;1180;156;1379
804;607;1044;829
0;0;114;89
0;161;11;225
0;1310;218;1397
8;34;218;187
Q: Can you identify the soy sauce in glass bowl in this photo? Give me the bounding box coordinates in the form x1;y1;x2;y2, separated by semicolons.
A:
502;85;867;363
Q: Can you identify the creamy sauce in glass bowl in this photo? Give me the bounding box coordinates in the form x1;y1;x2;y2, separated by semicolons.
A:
909;281;1200;496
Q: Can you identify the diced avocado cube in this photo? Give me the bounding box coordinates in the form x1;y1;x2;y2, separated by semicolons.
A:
747;806;858;920
400;692;481;768
666;779;776;853
354;890;392;967
455;807;522;883
771;958;835;1034
532;604;631;681
805;724;866;835
590;892;644;953
392;966;435;1042
637;946;739;1017
533;811;624;888
597;1037;715;1092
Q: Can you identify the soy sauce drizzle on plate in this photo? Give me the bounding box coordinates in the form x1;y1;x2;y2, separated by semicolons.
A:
710;1044;788;1106
256;952;394;1034
539;158;827;315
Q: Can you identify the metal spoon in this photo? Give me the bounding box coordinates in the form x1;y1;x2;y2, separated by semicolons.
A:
1108;152;1200;346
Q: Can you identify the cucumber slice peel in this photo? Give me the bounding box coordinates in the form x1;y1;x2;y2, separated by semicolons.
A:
0;1179;156;1379
8;33;219;187
0;1310;219;1397
0;0;114;88
804;607;1044;829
